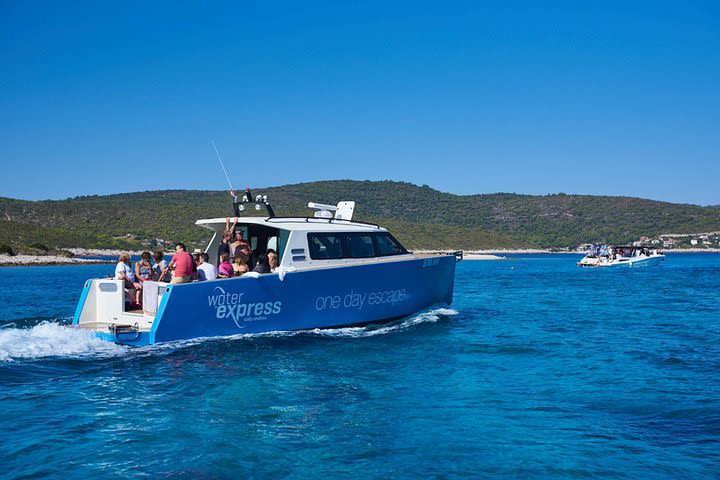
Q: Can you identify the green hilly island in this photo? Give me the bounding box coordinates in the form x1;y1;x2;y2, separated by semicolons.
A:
2;180;720;252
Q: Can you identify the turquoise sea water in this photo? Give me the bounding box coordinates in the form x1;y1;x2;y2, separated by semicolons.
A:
1;254;719;479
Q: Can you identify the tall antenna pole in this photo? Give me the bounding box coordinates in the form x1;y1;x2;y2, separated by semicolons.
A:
210;138;235;191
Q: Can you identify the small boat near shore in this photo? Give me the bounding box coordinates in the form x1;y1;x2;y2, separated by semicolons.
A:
73;197;461;346
577;245;665;268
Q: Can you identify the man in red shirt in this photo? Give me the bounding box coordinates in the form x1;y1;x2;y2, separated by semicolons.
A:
162;243;194;284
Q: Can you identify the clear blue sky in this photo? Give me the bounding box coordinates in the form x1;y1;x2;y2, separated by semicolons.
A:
1;1;718;204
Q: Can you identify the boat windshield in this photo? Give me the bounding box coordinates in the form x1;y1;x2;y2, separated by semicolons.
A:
209;223;290;265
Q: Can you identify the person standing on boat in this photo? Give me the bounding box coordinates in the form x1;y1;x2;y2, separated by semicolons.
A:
230;229;250;258
162;243;193;284
217;226;232;265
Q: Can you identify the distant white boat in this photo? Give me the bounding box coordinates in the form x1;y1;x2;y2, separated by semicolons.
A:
577;245;665;268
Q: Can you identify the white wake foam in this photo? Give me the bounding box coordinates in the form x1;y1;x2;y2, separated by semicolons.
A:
303;307;459;338
0;309;459;360
137;308;460;351
0;322;127;362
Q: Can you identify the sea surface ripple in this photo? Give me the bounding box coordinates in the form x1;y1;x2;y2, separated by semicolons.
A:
0;255;719;479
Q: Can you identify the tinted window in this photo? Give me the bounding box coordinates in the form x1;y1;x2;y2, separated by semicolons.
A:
348;235;375;258
377;233;407;256
308;234;344;259
307;232;407;260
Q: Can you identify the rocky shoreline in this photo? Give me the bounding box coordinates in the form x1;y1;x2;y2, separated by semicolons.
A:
66;248;144;257
0;254;112;266
2;247;719;267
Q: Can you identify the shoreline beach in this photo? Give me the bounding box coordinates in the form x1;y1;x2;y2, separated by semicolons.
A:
0;254;111;267
3;247;719;267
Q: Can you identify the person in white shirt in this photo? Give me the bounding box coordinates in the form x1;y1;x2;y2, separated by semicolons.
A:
115;253;142;304
196;253;217;281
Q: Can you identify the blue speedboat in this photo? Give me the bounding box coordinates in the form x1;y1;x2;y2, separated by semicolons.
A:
73;198;461;346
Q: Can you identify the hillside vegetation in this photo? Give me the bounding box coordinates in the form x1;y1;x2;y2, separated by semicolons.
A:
2;180;719;251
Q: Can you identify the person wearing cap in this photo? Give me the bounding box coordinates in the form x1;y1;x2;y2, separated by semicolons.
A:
191;248;203;280
230;229;250;258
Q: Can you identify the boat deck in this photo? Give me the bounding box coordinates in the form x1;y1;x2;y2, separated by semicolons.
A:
76;317;154;333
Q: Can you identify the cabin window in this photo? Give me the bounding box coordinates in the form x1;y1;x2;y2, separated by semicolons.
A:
376;233;407;256
278;229;291;262
267;236;277;252
306;232;408;260
348;234;375;258
308;234;345;259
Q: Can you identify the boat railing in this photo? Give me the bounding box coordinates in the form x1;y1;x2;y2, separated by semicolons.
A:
264;217;382;229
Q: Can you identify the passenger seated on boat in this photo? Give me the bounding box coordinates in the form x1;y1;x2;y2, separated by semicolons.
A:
252;253;271;274
238;245;254;269
217;252;234;278
152;251;170;282
267;251;278;272
162;243;194;284
132;251;155;305
135;251;154;284
115;253;142;304
191;249;203;280
233;254;250;275
196;253;218;281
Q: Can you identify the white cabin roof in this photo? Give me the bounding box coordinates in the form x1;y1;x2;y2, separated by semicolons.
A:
195;216;387;233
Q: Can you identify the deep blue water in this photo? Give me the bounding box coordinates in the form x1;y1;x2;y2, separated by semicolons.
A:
1;254;719;479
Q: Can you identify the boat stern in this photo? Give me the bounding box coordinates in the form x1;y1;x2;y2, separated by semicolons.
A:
73;278;160;346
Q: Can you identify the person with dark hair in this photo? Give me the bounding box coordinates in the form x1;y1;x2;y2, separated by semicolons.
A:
135;251;153;281
252;253;271;274
162;243;193;284
152;251;169;282
217;252;234;278
197;253;217;281
217;230;231;264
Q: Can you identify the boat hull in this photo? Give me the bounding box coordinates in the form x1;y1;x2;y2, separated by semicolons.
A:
577;254;665;268
75;255;457;346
